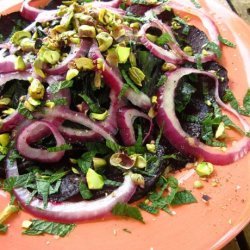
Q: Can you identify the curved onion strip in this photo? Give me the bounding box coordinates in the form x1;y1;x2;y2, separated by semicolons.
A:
21;0;43;21
59;90;118;142
88;43;151;110
44;39;92;75
138;21;183;64
0;55;26;74
0;111;24;133
157;68;250;165
90;0;123;8
117;107;153;146
6;159;136;223
16;120;66;163
35;9;58;23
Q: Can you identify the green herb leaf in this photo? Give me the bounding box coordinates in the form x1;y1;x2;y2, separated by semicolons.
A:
36;179;50;208
104;179;122;187
190;0;201;8
173;17;190;35
77;151;96;174
194;53;203;70
218;35;236;48
79;93;102;113
138;202;159;214
9;150;22;166
204;42;222;58
51;98;68;106
0;224;8;233
47;144;72;152
48;80;73;94
106;140;121;152
171;190;197;205
22;220;75;237
156;33;173;46
156;75;167;88
121;69;140;93
112;202;144;223
79;181;92;200
119;83;130;98
17;102;33;119
243;89;250;112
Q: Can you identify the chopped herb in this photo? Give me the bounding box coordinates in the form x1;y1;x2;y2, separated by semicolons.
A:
112;202;144;223
77;151;96;174
218;35;236;48
22;220;75;237
138;202;159;214
106;140;121;152
79;93;102;113
173;17;190;35
203;42;222;58
48;80;73;94
194;53;203;70
131;0;155;5
104;179;122;187
121;69;140;93
243;89;250;112
119;84;130;98
0;224;8;233
17;102;33;119
85;142;110;155
36;179;50;208
156;75;167;87
156;33;173;46
79;181;92;200
171;190;197;205
52;98;68;106
47;144;72;152
190;0;201;8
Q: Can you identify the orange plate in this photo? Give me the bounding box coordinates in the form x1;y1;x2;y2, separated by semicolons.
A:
1;0;250;249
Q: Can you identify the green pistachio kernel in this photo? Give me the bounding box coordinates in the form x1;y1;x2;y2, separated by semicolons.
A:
128;67;145;86
146;33;158;42
41;48;60;65
11;31;31;45
45;100;55;108
146;143;156;153
130;173;145;188
93;157;107;171
193;180;204;189
90;110;108;121
86;168;104;190
34;59;46;78
116;46;130;64
132;155;147;169
196;162;214;177
215;122;225;139
130;22;140;30
14;56;26;71
69;37;80;44
0;204;19;224
20;38;35;51
24;100;35;112
66;68;79;81
129;52;137;67
28;79;45;100
96;32;113;52
0;98;11;106
27;97;41;106
161;62;177;72
2;108;15;115
78;25;96;38
0;133;10;147
183;46;193;56
74;57;94;70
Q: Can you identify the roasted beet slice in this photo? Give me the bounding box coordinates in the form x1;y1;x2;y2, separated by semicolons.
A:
126;4;155;17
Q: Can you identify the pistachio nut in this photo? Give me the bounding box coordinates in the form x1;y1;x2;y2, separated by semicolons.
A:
96;32;113;52
14;56;26;71
90;110;108;121
10;31;31;45
66;68;79;80
128;67;145;86
116;46;130;64
28;79;45;100
110;153;135;170
78;25;96;38
74;57;94;70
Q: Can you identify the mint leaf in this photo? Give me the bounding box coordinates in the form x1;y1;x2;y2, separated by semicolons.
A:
36;179;50;208
79;181;92;200
112;202;144;223
138;203;159;215
243;89;250;112
17;102;33;119
190;0;201;8
22;220;75;237
204;42;222;58
218;35;236;48
156;33;173;46
171;190;197;205
0;224;8;233
106;140;121;152
77;151;96;174
121;69;140;94
48;80;73;94
47;144;72;152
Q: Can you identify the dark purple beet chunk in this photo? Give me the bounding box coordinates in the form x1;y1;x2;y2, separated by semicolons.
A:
126;4;154;16
182;122;202;138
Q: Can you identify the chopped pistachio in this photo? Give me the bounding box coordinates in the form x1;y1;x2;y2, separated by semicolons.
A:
215;122;225;139
130;173;145;188
106;48;119;68
20;38;35;51
60;7;74;28
78;25;96;38
183;46;193;56
0;204;19;224
14;56;26;71
38;47;60;65
74;57;94;70
130;22;140;30
71;167;80;174
196;162;214;177
0;133;10;147
10;30;31;45
27;97;41;106
66;68;79;80
202;49;210;56
24;100;35;112
148;107;157;118
110;26;125;40
2;108;15;115
93;157;107;171
96;58;105;71
90;110;108;121
74;13;95;25
134;155;147;169
129;52;137;67
151;96;157;104
161;62;177;72
22;220;32;229
128;67;145;86
98;9;115;25
171;21;181;30
34;59;46;78
86;168;104;190
94;72;102;89
45;100;55;108
116;46;130;64
146;143;156;153
110;153;135;169
0;98;11;106
146;33;158;43
96;32;113;52
28;79;45;100
69;37;80;44
193;180;204;189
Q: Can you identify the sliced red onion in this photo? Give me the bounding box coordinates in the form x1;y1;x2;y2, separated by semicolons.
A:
90;0;123;8
16;120;66;163
157;67;250;165
0;55;26;73
44;39;92;75
6;159;136;222
117;107;153;146
0;111;24;133
138;21;183;64
88;43;151;110
35;9;58;23
21;0;43;21
59;90;118;142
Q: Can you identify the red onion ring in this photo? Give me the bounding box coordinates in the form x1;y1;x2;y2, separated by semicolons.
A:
0;55;28;74
157;67;250;165
21;0;43;21
44;39;92;75
59;90;119;142
16;120;66;163
88;43;151;110
117;107;153;146
6;159;136;222
90;0;123;8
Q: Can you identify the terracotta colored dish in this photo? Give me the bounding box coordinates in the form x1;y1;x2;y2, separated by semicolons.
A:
0;0;250;249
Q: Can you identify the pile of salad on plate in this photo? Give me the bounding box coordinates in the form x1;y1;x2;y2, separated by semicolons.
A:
0;0;250;236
